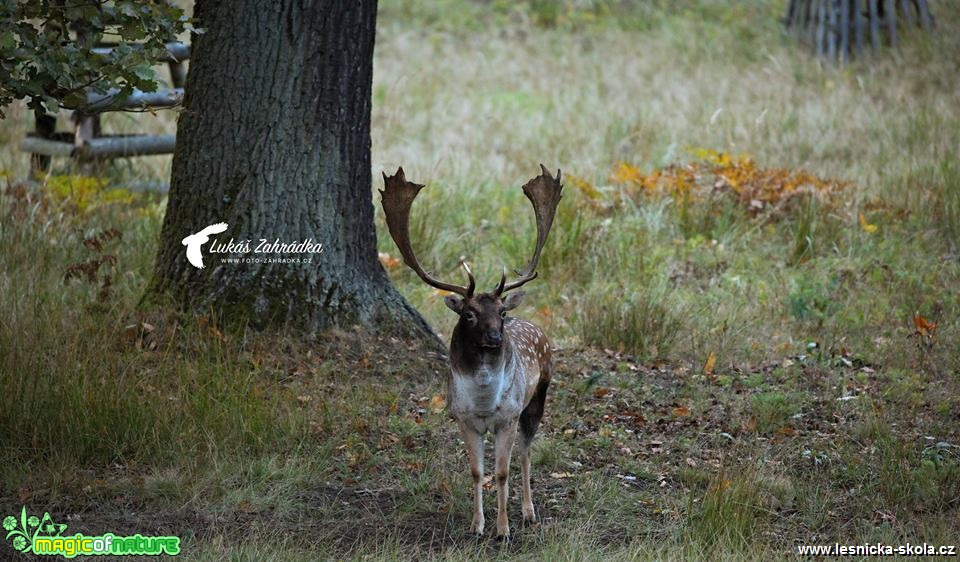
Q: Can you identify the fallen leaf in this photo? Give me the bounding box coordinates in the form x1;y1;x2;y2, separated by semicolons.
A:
859;212;878;233
429;394;446;413
703;351;716;379
672;406;690;417
378;252;400;269
777;426;797;437
913;312;937;337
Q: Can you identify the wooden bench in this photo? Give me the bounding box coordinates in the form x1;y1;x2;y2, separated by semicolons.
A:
22;41;189;175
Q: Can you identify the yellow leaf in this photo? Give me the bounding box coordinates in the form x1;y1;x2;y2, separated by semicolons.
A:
859;213;878;233
672;406;690;417
611;162;643;186
703;352;716;378
567;173;601;200
429;394;446;413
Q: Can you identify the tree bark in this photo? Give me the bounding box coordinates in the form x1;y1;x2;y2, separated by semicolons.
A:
149;0;435;339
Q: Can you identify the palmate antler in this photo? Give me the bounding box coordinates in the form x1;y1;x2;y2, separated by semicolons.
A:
380;164;563;296
495;164;563;294
380;167;476;296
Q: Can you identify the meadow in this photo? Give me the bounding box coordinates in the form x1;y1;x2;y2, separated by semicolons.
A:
1;0;958;559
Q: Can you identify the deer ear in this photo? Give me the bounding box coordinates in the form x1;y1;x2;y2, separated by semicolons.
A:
444;295;464;314
503;291;525;310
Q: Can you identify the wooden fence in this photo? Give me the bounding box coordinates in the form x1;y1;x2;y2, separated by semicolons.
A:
21;41;188;175
785;0;935;62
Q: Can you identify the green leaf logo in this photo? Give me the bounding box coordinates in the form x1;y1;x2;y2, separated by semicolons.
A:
3;507;69;554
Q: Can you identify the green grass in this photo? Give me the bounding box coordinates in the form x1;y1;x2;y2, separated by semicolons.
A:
2;0;960;559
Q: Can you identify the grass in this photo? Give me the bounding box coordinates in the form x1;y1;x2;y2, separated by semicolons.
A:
1;0;959;559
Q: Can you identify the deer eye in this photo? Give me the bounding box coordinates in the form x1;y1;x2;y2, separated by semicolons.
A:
500;310;507;319
463;311;477;326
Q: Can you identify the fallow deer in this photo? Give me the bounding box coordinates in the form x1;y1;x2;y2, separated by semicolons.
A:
380;164;563;538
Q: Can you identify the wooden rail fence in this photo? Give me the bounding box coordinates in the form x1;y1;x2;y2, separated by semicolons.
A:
22;41;188;175
785;0;935;63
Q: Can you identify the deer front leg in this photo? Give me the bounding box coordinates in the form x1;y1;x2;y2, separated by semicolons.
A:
493;420;519;538
457;420;485;535
519;440;536;523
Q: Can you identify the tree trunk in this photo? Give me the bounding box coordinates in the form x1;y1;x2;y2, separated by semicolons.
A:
149;0;435;339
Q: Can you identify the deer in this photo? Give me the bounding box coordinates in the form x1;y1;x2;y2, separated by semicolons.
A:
380;164;563;539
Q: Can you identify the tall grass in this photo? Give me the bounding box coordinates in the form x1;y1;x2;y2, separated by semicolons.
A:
0;201;303;480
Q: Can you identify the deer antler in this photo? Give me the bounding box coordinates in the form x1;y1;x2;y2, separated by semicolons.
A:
497;164;563;294
380;167;476;296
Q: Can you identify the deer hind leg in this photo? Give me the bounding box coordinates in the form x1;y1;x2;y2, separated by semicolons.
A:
457;420;485;535
518;374;551;523
493;420;518;537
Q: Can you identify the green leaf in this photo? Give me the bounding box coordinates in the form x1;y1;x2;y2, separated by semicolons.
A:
0;32;15;50
1;0;188;114
131;64;154;81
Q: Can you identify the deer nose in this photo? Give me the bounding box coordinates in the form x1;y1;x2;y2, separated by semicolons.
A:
486;330;502;345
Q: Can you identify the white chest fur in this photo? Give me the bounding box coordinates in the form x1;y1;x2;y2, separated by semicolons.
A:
449;355;526;434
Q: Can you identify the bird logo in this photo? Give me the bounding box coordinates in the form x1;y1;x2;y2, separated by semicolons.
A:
182;223;228;269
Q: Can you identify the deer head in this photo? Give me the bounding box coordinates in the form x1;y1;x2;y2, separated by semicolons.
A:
379;164;563;347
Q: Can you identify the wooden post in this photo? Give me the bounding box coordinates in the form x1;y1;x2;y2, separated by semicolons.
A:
808;0;819;46
786;0;798;26
900;0;914;27
827;0;838;62
839;0;850;63
816;0;827;59
168;61;187;88
29;112;57;177
853;0;865;56
869;0;881;49
915;0;933;29
884;0;897;47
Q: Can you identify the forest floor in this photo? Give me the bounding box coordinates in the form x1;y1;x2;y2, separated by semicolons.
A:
1;324;957;560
